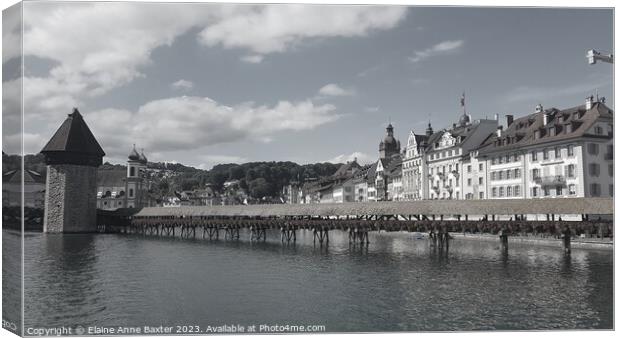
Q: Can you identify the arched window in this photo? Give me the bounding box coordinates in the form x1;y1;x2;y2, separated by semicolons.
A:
118;190;125;197
104;190;111;198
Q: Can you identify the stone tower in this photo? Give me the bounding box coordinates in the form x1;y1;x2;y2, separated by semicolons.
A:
40;108;105;233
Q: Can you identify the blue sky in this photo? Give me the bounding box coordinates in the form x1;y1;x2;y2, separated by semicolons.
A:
2;3;613;169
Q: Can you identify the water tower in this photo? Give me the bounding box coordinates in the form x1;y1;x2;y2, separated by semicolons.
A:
40;108;105;233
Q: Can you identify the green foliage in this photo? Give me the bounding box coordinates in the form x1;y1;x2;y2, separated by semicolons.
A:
3;152;343;201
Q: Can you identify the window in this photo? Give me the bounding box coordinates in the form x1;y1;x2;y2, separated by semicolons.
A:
498;171;504;180
594;126;603;135
514;168;521;178
588;143;599;155
532;168;540;179
499;187;504;197
492;187;497;197
514;185;520;196
491;172;496;180
129;188;134;197
479;163;483;171
567;144;574;156
589;163;600;176
498;156;504;164
610;184;614;197
556;186;563;196
532;187;538;197
567;164;575;178
479;192;484;199
505;155;511;163
531;151;538;161
492;157;497;165
512;154;519;162
507;186;512;197
130;167;135;177
555;147;561;158
543;149;549;160
591;183;600;197
467;165;472;173
479;177;483;185
543;187;550;196
467;178;472;186
568;184;576;195
609;164;613;177
506;170;511;179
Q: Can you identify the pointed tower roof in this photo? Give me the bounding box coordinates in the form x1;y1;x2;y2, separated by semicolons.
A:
40;108;105;166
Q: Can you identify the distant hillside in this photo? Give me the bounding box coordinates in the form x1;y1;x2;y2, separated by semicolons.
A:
3;153;342;200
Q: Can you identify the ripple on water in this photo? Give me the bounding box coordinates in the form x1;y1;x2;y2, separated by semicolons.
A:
20;230;613;331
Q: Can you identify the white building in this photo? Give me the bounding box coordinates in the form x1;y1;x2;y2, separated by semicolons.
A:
475;97;613;202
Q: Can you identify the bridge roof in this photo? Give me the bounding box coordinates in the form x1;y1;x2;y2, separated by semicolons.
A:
135;198;613;218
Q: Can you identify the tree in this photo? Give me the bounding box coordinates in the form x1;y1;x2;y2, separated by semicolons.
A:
248;178;272;198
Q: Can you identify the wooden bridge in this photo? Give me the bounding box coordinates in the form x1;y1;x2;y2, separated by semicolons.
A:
105;198;613;250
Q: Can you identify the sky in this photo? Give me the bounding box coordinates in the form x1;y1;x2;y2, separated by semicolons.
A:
1;2;614;169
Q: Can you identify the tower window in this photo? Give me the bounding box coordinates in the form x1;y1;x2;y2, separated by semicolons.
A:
130;167;135;177
129;189;134;197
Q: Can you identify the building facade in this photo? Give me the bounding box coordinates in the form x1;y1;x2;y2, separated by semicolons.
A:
97;145;152;210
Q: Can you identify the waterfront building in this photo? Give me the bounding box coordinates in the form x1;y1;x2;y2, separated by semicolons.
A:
475;96;613;201
402;124;431;200
425;114;498;200
97;145;152;210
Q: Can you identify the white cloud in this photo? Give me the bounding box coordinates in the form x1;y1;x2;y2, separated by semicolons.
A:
327;152;374;165
409;40;464;63
318;83;356;97
80;96;340;161
171;79;194;90
240;55;264;64
12;3;406;124
363;106;380;113
198;5;407;55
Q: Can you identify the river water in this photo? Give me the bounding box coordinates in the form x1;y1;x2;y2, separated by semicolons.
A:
8;229;614;333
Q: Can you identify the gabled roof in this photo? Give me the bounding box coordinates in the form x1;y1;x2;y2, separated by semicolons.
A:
425;121;485;154
41;108;105;165
332;160;361;177
477;101;613;155
3;169;45;184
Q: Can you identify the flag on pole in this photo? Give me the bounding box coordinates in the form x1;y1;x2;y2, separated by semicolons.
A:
460;92;465;107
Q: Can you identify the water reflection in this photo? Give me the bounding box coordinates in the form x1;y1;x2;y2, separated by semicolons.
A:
22;230;613;332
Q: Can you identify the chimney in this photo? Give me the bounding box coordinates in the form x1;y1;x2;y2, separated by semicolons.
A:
585;95;594;110
506;115;514;127
543;113;551;126
496;125;503;137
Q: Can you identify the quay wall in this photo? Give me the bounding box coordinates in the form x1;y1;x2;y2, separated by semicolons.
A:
448;232;613;251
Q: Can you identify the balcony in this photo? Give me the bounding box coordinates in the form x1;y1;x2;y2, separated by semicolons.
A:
534;175;566;186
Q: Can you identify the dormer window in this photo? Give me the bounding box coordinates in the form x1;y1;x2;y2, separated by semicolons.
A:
549;127;555;137
534;130;541;139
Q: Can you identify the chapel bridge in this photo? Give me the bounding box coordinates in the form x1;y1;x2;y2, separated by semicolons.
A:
106;198;614;246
